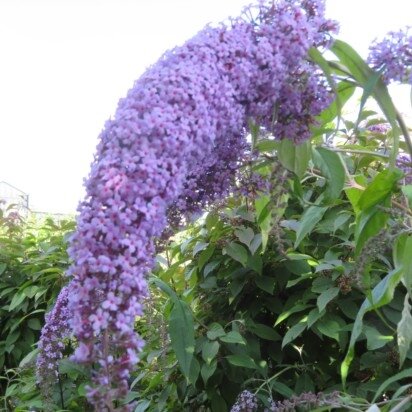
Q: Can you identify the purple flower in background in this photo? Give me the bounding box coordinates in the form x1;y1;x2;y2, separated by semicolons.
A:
397;153;412;184
36;283;72;409
231;390;259;412
368;27;412;84
40;0;337;408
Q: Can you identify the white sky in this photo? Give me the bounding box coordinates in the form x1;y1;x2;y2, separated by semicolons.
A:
0;0;411;214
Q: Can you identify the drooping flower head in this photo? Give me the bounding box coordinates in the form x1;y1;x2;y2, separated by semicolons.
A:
39;0;337;409
36;283;72;409
368;26;412;84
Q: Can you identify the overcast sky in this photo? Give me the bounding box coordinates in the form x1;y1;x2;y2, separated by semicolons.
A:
0;0;411;214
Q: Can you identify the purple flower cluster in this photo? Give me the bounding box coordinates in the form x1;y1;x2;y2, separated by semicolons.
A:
36;283;71;409
367;123;390;134
265;391;340;411
40;0;337;408
368;27;412;84
397;153;412;184
231;390;258;412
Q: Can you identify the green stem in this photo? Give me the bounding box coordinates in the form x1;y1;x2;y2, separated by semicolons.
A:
396;110;412;159
332;148;389;158
389;395;412;412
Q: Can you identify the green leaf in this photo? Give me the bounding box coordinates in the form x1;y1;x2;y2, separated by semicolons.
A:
193;241;209;256
372;367;412;402
0;263;6;275
224;242;249;267
317;81;355;124
207;323;226;340
255;138;278;153
282;320;306;348
220;331;246;345
358;169;402;211
313;147;346;201
247;254;263;275
8;292;26;311
255;276;275;294
134;400;151;412
315;314;345;342
202;340;220;364
189;356;200;385
235;227;255;249
355;207;388;256
255;195;271;253
19;348;39;368
204;260;220;278
278;139;311;179
27;318;42;330
307;307;325;328
354;69;384;132
201;359;217;385
317;287;340;312
226;354;256;369
363;325;393;350
198;245;215;270
250;234;262;255
248;323;281;341
397;294;412;367
331;40;401;167
270;380;294;398
341;267;403;386
402;185;412;208
294;205;328;249
275;304;312;326
169;299;195;381
401;236;412;293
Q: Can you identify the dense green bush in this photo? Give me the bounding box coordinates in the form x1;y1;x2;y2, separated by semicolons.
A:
0;211;77;410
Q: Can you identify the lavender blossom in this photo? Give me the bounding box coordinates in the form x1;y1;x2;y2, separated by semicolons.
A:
368;27;412;84
36;283;72;410
231;390;259;412
40;0;337;409
397;153;412;184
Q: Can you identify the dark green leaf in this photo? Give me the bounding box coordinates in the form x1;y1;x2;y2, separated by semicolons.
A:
207;323;226;340
317;287;340;312
202;340;220;364
282;321;306;348
294;205;328;249
224;242;249;267
220;331;246;345
169;299;195;380
226;354;256;369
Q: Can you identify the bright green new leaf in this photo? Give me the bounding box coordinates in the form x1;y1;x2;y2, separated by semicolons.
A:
358;169;402;211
